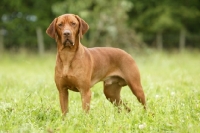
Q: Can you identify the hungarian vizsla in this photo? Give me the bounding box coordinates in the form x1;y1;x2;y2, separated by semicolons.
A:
46;14;146;115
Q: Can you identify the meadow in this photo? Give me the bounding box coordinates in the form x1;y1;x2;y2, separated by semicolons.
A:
0;50;200;133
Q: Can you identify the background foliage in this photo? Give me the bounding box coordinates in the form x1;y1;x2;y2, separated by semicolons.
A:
0;0;200;52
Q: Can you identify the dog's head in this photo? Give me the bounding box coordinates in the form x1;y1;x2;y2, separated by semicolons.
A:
46;14;89;47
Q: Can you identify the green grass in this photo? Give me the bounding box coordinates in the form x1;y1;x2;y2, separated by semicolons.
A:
0;50;200;133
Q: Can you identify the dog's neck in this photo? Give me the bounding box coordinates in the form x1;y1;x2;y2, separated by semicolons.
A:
56;36;84;74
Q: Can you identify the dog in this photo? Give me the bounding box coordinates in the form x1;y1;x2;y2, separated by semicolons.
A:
46;14;146;115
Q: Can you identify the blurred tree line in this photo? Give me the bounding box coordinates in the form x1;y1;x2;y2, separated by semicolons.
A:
0;0;200;53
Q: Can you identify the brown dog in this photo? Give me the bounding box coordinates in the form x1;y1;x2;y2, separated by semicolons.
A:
46;14;146;115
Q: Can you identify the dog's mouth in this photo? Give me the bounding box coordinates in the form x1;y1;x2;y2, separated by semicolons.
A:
63;39;74;47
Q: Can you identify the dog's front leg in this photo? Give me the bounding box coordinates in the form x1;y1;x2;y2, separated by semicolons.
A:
80;89;92;113
59;88;69;116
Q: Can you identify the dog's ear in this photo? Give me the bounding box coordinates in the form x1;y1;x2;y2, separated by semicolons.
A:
75;15;89;38
46;18;57;39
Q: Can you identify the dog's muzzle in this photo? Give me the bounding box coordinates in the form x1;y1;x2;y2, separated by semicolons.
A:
63;38;74;46
62;30;74;46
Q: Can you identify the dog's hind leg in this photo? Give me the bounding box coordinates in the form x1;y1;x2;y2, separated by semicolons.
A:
103;82;131;112
127;80;146;109
122;62;146;109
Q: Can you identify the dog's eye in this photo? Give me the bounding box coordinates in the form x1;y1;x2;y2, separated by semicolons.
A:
58;23;63;27
71;22;76;26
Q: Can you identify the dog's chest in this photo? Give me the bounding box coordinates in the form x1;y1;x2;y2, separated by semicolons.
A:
55;64;82;91
58;73;80;92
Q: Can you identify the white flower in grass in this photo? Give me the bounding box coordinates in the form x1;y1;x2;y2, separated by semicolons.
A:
138;123;146;129
155;95;159;99
171;92;175;96
181;103;185;107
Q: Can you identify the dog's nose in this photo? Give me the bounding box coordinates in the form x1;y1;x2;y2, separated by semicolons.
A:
63;30;71;36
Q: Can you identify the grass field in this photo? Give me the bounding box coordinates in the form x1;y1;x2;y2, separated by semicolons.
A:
0;50;200;133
